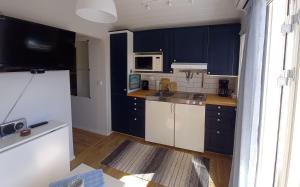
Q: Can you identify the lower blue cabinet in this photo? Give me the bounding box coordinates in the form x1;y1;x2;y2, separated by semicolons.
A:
111;94;130;134
128;97;145;138
205;104;236;154
112;96;146;138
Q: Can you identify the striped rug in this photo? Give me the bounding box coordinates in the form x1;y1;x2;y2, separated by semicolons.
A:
101;140;210;187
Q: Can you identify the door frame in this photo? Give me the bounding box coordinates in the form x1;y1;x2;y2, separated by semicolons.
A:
274;0;300;186
255;0;300;186
255;0;289;186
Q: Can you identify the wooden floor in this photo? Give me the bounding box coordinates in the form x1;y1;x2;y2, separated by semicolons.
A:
71;128;232;187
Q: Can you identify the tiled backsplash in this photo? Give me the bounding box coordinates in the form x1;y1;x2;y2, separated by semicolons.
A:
141;70;238;94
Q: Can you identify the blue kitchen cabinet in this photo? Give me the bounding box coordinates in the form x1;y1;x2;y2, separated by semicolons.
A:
171;26;209;63
111;32;146;137
128;97;145;138
134;29;173;73
205;105;236;155
110;33;128;95
133;30;164;52
111;94;130;134
110;33;130;134
111;95;146;137
133;24;240;75
208;24;241;76
162;29;174;73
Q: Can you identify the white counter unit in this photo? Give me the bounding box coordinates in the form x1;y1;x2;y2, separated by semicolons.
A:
146;101;175;146
146;101;205;152
175;104;205;152
0;121;70;187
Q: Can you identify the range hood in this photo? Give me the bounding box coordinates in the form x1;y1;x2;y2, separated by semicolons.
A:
171;63;208;82
171;63;207;70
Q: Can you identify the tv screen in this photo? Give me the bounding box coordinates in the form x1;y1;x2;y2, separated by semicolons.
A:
0;16;75;72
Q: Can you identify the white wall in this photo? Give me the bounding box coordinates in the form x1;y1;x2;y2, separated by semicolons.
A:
0;71;74;159
71;36;111;135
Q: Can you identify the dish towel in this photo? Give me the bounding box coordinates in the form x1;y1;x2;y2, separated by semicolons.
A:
49;169;105;187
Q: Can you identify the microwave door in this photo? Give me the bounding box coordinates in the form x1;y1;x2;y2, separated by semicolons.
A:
135;57;153;70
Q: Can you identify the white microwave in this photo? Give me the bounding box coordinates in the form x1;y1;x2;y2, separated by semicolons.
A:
133;54;163;72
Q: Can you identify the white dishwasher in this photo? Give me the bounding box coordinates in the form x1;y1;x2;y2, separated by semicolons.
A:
175;104;205;152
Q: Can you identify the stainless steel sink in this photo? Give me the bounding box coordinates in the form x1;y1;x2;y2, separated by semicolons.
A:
153;91;174;97
146;91;206;106
172;92;190;99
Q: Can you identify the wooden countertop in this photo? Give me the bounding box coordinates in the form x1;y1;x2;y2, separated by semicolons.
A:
127;89;157;98
206;94;237;107
128;90;237;107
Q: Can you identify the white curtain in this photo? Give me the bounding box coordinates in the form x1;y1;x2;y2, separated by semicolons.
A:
230;0;267;186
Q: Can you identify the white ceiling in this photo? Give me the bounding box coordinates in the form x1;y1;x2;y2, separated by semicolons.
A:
0;0;242;38
113;0;242;30
0;0;110;38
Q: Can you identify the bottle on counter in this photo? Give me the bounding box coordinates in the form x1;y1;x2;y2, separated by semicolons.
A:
155;80;160;91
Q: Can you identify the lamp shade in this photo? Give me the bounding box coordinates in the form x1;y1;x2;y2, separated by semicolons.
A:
76;0;118;23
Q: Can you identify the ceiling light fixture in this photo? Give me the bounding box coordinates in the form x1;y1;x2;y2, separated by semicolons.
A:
76;0;118;23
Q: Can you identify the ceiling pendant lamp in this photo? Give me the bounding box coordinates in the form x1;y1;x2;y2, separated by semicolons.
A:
76;0;118;23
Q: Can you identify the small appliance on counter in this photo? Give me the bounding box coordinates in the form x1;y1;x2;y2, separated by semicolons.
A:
218;79;229;97
169;82;177;92
0;118;27;138
155;80;161;91
160;78;171;91
142;80;149;90
129;74;141;90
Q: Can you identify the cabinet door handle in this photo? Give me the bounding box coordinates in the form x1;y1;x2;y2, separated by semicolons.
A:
134;103;137;105
217;131;220;134
134;118;137;121
171;104;173;113
134;108;137;111
124;88;127;92
217;112;221;116
218;106;221;109
134;98;137;100
217;118;221;122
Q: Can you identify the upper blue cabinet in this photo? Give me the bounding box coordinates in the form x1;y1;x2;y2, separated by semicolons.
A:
171;27;209;64
133;30;164;52
134;29;173;73
133;23;240;75
208;24;241;76
110;33;128;95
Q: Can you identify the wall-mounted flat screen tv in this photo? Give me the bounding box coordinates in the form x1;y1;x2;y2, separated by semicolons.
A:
0;16;75;72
